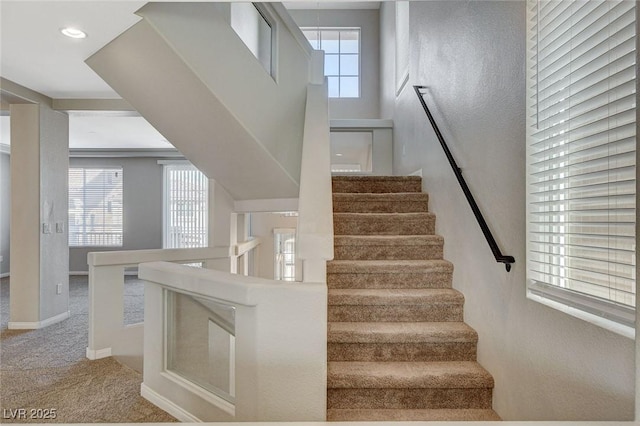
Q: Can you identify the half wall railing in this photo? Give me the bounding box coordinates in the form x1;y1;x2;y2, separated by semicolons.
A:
86;243;260;372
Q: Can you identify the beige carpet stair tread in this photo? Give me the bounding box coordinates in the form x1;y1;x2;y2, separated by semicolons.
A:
333;192;428;201
333;192;429;213
334;212;436;236
327;259;453;273
328;288;463;305
332;176;422;193
328;361;494;389
334;235;444;246
334;212;435;220
327;408;501;421
328;322;478;343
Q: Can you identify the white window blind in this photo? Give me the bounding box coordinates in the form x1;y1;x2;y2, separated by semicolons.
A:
163;164;208;249
526;0;636;328
68;167;123;247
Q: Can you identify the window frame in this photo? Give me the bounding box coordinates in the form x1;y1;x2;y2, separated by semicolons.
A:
524;0;637;337
68;166;124;248
273;228;296;281
301;26;361;98
160;161;209;250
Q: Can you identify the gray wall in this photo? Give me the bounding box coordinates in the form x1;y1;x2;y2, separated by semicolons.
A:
289;8;380;119
69;157;164;272
1;152;10;275
39;106;69;321
386;1;634;421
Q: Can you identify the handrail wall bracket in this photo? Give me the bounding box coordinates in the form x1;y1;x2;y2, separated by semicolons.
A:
414;85;515;272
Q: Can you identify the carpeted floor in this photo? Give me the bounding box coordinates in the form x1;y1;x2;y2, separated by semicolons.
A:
0;276;177;423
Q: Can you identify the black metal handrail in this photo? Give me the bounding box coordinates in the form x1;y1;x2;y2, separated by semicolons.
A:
413;85;515;272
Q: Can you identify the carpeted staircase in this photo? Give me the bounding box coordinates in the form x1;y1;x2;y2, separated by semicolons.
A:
326;176;500;422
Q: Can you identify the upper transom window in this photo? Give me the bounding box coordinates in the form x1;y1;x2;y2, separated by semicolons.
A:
302;27;360;98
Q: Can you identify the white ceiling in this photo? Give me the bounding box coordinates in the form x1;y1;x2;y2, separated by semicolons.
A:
1;1;145;99
0;1;378;150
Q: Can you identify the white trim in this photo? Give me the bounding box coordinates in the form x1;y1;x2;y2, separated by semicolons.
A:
234;198;298;213
157;159;192;165
0;272;9;279
70;148;182;158
234;238;262;257
70;270;139;276
8;310;70;330
395;71;409;97
160;371;236;416
330;119;394;129
141;383;204;423
527;292;635;340
86;347;112;360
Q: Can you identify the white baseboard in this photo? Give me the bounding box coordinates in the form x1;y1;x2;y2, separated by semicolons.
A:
0;272;9;279
8;310;70;330
86;347;112;360
141;383;203;423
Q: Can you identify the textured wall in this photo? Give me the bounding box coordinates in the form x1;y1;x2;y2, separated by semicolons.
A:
0;153;9;275
39;105;69;321
386;1;635;420
68;157;163;272
289;8;380;119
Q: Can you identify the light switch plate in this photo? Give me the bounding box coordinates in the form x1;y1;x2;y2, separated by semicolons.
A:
56;222;64;233
43;223;51;234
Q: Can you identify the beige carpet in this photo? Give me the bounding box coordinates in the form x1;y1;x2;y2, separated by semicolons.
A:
327;176;499;422
0;276;177;423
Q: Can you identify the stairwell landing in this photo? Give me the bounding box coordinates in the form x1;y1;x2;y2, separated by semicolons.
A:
326;175;500;422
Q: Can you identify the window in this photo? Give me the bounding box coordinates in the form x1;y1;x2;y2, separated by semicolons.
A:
526;0;636;330
231;3;274;77
162;163;208;249
68;167;123;247
395;1;410;96
274;228;295;281
302;27;360;98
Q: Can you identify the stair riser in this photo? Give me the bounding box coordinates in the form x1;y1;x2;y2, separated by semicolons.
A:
334;244;443;261
334;217;435;235
327;272;453;289
328;342;477;362
333;200;428;213
328;304;463;322
333;180;422;194
327;388;493;410
327;409;501;422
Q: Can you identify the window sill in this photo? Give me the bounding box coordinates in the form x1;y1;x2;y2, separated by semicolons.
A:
70;246;123;249
527;291;635;340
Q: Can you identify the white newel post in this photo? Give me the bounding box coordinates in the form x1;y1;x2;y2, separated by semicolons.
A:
87;263;125;359
297;53;334;283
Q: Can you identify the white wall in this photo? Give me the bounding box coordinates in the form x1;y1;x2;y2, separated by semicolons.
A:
379;2;395;119
385;1;635;421
289;9;380;119
69;157;163;273
250;212;297;280
0;152;9;275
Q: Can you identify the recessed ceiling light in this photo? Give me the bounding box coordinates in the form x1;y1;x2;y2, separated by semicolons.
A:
61;27;87;39
335;153;343;157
